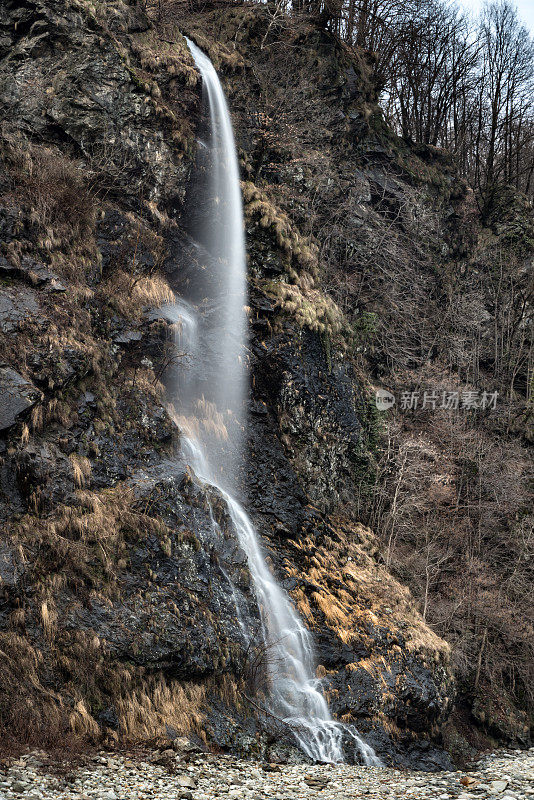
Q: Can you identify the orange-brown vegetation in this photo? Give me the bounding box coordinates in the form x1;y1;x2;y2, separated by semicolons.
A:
286;517;451;666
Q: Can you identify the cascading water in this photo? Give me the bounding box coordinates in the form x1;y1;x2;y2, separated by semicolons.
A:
167;36;380;765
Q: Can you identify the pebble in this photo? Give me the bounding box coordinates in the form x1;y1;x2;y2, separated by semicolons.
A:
178;776;197;789
0;747;532;800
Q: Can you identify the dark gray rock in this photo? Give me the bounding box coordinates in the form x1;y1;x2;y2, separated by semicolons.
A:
15;441;76;509
113;329;143;345
0;254;15;275
247;314;369;518
19;257;56;285
26;345;86;390
0;287;39;333
0;367;41;431
0;0;192;208
53;465;260;680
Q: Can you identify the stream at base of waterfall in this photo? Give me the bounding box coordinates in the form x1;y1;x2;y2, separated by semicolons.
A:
161;36;380;765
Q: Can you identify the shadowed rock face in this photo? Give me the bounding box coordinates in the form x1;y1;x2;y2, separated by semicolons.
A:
0;368;42;431
247;314;368;517
62;464;260;679
0;0;459;767
0;0;191;209
243;319;453;769
0;287;39;334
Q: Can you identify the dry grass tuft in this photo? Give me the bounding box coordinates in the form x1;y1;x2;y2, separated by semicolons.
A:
40;601;56;640
243;181;318;274
30;405;44;433
70;454;92;489
69;700;101;738
116;677;206;740
99;269;174;320
263;279;344;337
133;274;175;307
288;518;451;665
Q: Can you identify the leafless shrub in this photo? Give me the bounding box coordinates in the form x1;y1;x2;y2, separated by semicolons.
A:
1;129;97;244
368;402;534;721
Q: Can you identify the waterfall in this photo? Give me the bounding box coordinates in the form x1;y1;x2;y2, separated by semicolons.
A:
167;36;380;766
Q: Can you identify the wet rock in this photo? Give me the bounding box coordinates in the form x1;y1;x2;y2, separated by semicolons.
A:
0;286;39;333
0;367;41;431
113;329;143;345
248;323;368;517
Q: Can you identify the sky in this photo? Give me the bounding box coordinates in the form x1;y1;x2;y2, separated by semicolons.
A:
458;0;534;33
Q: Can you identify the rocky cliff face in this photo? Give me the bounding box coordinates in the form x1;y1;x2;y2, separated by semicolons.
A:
0;0;500;769
184;7;533;755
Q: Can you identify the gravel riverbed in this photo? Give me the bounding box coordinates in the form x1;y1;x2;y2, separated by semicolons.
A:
0;747;532;800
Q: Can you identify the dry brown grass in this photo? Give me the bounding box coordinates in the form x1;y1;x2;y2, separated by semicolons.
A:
288;518;450;667
98;269;175;320
48;240;100;283
0;632;67;748
241;183;346;337
116;677;206;741
10;485;170;601
1;128;96;246
70;454;92;489
312;591;351;632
